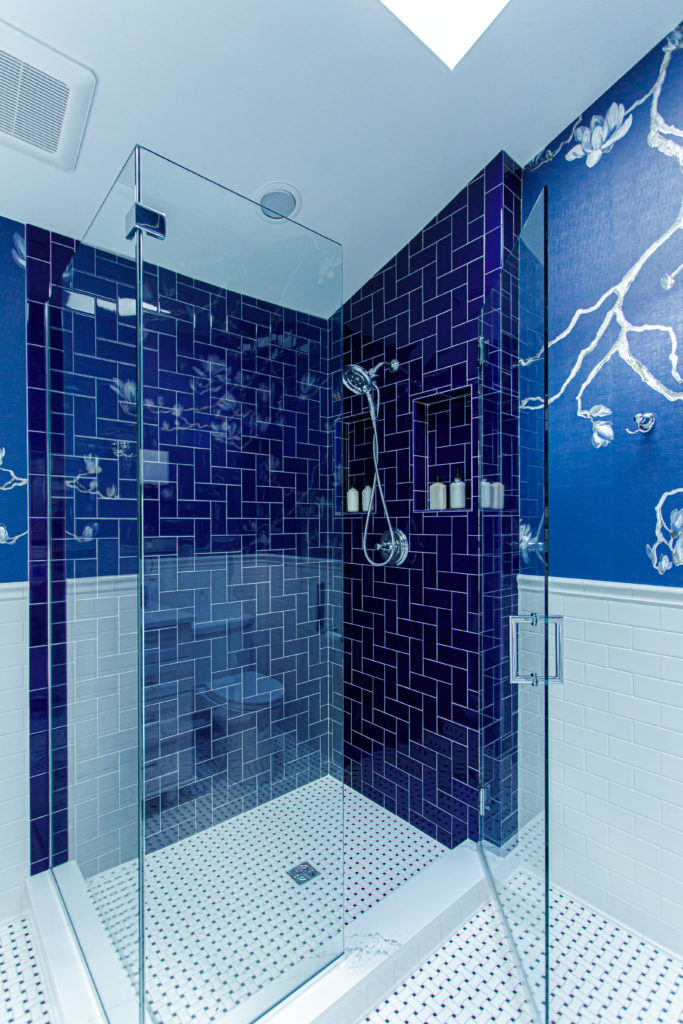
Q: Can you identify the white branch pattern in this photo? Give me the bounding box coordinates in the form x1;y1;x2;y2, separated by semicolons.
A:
522;29;683;574
521;44;683;423
0;445;28;546
65;455;118;500
0;446;27;491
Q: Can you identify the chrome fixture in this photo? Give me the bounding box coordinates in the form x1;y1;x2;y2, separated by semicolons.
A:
125;202;166;241
509;612;564;686
342;358;407;567
626;412;656;434
376;528;410;565
342;359;399;401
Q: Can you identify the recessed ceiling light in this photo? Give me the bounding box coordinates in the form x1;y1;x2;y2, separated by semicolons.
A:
376;0;512;70
255;181;301;221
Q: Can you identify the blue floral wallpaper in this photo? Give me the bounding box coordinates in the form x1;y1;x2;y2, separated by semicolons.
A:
524;22;683;586
0;218;27;582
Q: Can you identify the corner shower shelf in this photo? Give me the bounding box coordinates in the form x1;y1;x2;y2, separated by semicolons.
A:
413;386;472;514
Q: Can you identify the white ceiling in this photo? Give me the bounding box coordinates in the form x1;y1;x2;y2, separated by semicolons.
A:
0;0;680;306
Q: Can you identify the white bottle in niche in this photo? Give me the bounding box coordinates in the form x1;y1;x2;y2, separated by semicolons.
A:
429;476;447;510
491;481;504;509
450;472;466;509
361;482;373;512
346;486;360;512
480;479;492;508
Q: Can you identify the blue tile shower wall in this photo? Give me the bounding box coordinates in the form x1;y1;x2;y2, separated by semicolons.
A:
26;229;341;863
25;226;76;872
342;153;521;847
137;261;341;848
478;230;530;848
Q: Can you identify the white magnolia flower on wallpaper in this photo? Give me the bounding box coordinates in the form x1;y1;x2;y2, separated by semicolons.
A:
519;523;538;563
663;24;683;52
646;491;683;574
111;378;137;414
566;102;633;167
317;251;341;285
66;522;99;543
210;418;239;444
519;517;545;564
64;453;118;499
646;544;672;575
0;522;27;545
0;444;28;490
10;231;26;270
587;405;614;449
590;420;614;448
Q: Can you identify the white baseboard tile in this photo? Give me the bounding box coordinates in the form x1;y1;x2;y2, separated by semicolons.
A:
0;581;30;923
518;573;683;957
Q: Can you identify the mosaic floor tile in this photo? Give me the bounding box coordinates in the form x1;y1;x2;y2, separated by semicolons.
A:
363;873;683;1024
0;917;51;1024
86;776;446;1022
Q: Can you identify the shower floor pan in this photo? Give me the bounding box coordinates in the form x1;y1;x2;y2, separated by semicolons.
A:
43;778;488;1024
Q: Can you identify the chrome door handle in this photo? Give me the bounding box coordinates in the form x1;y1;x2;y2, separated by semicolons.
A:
509;613;563;685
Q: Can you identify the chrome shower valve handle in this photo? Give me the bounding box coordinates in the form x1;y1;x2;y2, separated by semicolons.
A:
375;529;409;566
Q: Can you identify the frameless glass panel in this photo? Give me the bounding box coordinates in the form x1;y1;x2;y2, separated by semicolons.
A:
136;148;344;1024
478;190;548;1023
47;153;143;1024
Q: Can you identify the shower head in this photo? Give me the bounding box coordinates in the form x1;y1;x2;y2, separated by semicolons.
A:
342;363;373;396
342;359;399;396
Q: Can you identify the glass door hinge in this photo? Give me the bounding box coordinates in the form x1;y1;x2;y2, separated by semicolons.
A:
125;203;166;241
479;785;490;817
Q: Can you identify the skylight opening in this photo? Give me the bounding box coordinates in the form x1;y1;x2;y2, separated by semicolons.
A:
377;0;512;70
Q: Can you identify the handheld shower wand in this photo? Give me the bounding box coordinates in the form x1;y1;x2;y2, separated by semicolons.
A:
342;358;408;567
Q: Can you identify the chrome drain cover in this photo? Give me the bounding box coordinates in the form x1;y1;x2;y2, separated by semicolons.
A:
287;862;319;885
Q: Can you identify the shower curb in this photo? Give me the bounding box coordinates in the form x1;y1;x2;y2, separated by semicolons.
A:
25;869;106;1024
259;840;487;1024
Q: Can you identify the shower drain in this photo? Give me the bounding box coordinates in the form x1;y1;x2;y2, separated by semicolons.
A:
287;862;320;885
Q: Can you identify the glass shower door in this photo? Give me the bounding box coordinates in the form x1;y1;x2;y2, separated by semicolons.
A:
47;154;143;1024
47;146;343;1024
134;148;344;1024
478;190;550;1023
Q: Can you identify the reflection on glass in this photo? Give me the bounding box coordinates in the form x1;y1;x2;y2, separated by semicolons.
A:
137;149;343;1023
47;146;344;1024
477;190;548;1023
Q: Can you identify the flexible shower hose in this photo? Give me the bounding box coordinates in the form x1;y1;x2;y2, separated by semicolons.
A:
360;383;398;567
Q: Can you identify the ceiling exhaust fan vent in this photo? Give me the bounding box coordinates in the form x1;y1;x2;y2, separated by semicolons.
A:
0;21;95;169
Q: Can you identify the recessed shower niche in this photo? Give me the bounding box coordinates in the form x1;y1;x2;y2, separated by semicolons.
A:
343;413;375;512
413;387;472;513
